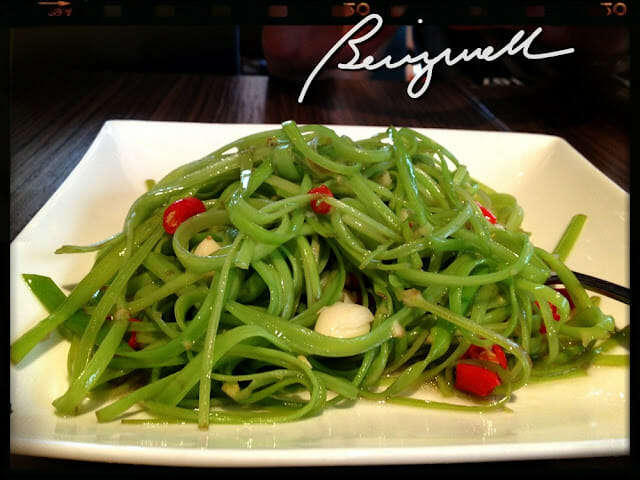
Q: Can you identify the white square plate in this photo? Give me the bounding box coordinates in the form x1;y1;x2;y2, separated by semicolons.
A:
10;121;630;467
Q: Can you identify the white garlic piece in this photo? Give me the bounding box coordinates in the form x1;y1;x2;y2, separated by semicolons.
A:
314;302;374;338
193;235;221;257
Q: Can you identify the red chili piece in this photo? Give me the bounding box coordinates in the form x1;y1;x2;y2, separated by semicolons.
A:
455;344;506;397
462;344;507;369
554;287;574;309
536;288;573;334
308;185;334;214
455;363;502;397
162;197;207;234
536;301;560;334
534;288;575;333
127;318;141;350
476;201;497;224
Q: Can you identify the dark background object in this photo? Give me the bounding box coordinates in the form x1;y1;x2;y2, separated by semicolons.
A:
10;25;242;86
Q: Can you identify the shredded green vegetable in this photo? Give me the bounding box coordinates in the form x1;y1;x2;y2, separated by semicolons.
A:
10;121;628;428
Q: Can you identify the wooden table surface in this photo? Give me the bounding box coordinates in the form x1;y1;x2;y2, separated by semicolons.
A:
9;70;631;473
9;71;629;242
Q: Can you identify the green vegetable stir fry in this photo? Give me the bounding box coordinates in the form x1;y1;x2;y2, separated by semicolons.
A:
10;121;628;428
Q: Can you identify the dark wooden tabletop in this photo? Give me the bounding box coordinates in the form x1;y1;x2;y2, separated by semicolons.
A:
9;70;629;242
9;69;631;473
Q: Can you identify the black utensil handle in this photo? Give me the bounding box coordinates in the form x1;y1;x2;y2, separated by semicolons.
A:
546;271;630;305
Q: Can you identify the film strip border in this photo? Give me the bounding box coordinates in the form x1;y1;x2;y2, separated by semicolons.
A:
7;0;634;25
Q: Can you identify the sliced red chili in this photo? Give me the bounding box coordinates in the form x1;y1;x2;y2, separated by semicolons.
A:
476;201;497;224
536;301;560;333
456;343;506;396
462;344;507;369
127;318;141;350
308;185;334;214
455;363;501;397
162;196;206;234
554;287;574;309
535;288;572;334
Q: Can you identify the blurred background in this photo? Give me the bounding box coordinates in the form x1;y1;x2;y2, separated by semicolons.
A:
9;20;630;137
8;3;631;239
10;22;630;104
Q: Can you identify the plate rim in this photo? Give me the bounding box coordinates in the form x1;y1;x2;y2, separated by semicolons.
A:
10;120;630;466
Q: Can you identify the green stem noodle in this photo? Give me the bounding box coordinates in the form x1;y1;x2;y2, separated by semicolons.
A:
11;122;626;426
